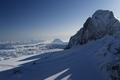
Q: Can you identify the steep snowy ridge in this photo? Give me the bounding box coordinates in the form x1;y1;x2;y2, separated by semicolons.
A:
66;10;120;80
67;10;120;48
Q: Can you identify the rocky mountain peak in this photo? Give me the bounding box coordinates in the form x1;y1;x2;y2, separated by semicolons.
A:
66;10;120;49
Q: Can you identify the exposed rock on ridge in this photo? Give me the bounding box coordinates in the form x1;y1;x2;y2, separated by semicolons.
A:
67;10;120;49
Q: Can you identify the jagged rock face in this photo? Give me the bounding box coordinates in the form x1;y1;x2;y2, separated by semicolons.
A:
67;10;120;49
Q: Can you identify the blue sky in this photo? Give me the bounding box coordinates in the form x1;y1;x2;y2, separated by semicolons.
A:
0;0;120;41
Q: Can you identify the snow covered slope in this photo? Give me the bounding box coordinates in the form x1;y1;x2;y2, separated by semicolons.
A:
66;10;120;80
0;39;109;80
0;10;120;80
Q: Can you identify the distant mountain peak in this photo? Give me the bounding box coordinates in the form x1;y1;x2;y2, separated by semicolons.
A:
67;10;120;49
52;39;64;44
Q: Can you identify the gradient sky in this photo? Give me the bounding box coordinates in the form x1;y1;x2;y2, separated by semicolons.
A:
0;0;120;41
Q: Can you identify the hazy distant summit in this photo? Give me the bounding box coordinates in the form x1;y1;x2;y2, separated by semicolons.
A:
67;10;120;49
52;39;64;44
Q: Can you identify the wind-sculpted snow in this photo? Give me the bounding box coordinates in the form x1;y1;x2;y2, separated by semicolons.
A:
67;10;120;48
0;39;108;80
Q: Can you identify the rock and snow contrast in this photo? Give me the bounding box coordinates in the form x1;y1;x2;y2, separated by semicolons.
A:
66;10;120;80
0;10;120;80
67;10;120;48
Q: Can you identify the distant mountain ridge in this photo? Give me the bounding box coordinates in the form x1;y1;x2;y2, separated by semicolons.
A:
67;10;120;49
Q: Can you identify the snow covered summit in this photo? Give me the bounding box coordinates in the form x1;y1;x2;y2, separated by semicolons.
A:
67;10;120;49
